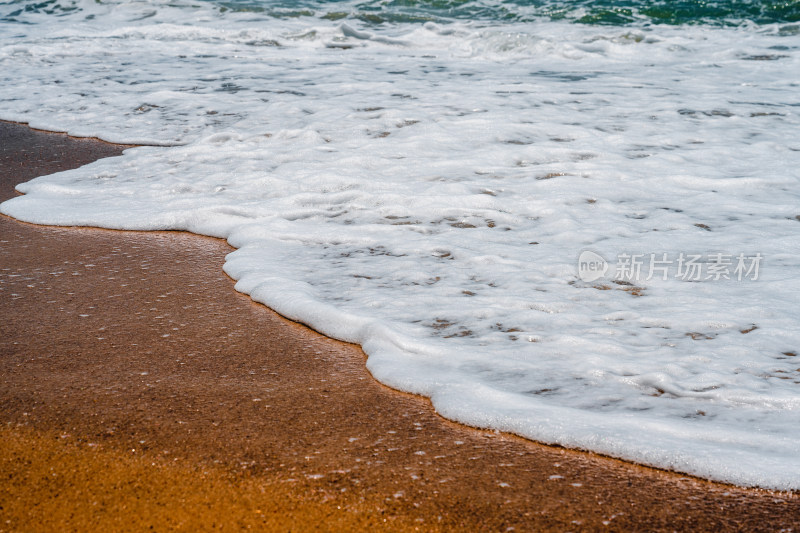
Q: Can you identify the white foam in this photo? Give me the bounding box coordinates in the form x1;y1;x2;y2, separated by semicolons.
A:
2;0;799;489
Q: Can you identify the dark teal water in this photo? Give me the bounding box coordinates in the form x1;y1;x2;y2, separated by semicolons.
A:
215;0;800;26
4;0;799;26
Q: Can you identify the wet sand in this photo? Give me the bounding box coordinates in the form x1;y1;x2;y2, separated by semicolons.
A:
1;120;797;531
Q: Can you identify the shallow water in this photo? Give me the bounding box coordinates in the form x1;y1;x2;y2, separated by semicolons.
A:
1;0;799;489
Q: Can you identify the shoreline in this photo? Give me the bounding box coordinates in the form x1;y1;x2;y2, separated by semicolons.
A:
1;120;798;530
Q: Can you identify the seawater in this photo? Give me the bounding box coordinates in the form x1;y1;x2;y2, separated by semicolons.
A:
1;0;799;489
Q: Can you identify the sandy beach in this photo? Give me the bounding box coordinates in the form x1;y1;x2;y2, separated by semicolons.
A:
1;121;798;531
